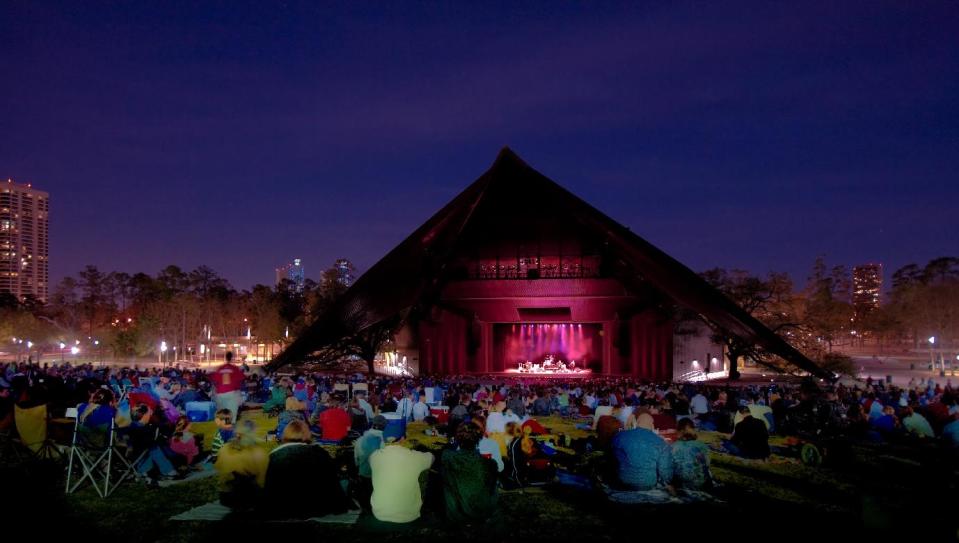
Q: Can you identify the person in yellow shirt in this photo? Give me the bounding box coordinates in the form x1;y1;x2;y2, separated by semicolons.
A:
369;443;434;523
214;419;268;511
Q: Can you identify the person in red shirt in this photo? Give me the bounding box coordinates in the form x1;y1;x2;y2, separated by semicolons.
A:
318;397;351;442
210;352;245;422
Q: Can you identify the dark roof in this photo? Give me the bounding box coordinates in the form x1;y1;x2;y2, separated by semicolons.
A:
272;148;827;378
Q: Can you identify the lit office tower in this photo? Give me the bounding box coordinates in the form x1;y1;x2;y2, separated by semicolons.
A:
852;263;882;317
275;258;305;292
0;179;49;303
334;258;355;287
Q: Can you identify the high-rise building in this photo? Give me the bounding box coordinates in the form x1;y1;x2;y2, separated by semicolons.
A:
275;258;305;292
0;179;49;303
334;258;355;287
852;263;882;317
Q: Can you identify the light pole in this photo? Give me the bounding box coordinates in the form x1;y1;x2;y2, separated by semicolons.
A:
159;340;167;366
59;342;66;362
928;336;936;373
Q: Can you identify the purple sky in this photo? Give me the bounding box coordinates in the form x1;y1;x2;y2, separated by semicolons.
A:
2;2;957;290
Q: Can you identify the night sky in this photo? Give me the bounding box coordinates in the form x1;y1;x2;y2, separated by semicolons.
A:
2;2;957;291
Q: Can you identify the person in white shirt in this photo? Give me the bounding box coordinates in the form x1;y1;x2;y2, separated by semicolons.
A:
369;445;434;523
395;390;414;421
486;401;509;434
412;395;430;422
592;402;613;430
690;392;709;416
355;392;374;422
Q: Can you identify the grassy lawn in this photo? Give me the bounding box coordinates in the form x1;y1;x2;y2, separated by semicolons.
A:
7;410;957;541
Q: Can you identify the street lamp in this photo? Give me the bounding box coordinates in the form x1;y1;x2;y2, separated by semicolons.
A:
928;336;936;372
159;340;168;366
59;341;66;362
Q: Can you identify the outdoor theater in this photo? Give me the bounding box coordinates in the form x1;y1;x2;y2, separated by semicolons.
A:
276;149;822;380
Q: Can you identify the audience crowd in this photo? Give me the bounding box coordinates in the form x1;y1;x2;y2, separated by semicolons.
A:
2;355;959;523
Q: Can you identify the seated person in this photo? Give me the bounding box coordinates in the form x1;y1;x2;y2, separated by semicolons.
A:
942;413;959;447
129;404;179;482
317;397;351;442
412;395;430;422
276;397;308;438
610;415;673;491
353;415;387;510
77;388;117;447
724;405;770;459
210;409;234;460
472;415;504;472
486;401;509;434
596;412;623;450
370;439;435;523
671;418;712;490
167;415;200;469
901;406;935;438
871;405;900;435
592;401;613;430
442;422;498;522
262;381;290;413
261;420;352;519
215;419;268;511
348;397;369;433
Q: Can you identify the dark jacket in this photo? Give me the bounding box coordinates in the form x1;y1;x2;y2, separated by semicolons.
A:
441;448;498;522
261;443;352;519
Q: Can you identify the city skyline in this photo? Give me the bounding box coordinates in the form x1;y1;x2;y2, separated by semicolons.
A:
2;3;957;290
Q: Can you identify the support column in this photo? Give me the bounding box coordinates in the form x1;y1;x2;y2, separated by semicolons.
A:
602;321;613;375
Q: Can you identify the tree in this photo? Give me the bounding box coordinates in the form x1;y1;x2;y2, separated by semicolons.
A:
700;268;803;379
804;257;854;352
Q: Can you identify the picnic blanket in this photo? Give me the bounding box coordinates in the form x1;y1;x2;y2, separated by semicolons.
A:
602;484;723;505
171;501;360;524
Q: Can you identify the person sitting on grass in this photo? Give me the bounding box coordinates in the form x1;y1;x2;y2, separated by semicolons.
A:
370;435;435;523
442;421;498;523
354;414;387;511
168;415;200;470
900;406;935;439
261;419;353;519
472;415;504;472
723;405;770;460
276;396;308;439
671;418;712;490
610;413;673;491
210;409;234;460
215;419;268;511
317;396;351;443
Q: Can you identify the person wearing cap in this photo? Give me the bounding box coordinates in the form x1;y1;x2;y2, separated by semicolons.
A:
353;414;387;510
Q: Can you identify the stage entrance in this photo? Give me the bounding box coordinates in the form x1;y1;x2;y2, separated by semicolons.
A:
492;322;602;374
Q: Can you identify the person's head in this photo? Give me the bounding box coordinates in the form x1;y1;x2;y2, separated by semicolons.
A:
472;414;487;434
505;421;520;437
230;419;259;448
285;396;306;412
90;387;114;406
371;415;388;431
635;412;655;431
738;405;752;417
281;419;313;444
455;421;484;451
883;405;896;416
215;409;233;428
175;415;191;433
677;418;698;441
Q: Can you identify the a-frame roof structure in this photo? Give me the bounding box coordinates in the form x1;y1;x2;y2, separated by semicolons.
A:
272;148;827;378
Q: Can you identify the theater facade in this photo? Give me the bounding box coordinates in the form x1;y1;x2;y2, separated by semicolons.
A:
275;149;824;380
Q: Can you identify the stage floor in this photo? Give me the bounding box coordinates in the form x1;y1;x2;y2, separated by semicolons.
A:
482;370;594;379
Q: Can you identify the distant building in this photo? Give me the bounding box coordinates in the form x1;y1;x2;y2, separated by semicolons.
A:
852;263;882;317
334;258;355;287
275;258;306;292
0;179;49;302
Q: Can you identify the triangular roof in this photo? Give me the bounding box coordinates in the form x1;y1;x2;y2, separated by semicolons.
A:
273;148;827;378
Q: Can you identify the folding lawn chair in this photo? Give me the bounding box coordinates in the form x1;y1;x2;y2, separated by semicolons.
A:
14;403;62;461
351;382;368;399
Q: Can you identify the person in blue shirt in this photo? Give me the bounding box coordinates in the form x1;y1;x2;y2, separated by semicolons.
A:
942;414;959;447
610;417;673;490
671;418;712;490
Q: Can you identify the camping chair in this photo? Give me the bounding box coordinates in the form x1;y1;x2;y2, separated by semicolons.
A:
65;406;115;497
333;383;350;399
351;382;368;399
14;403;62;460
